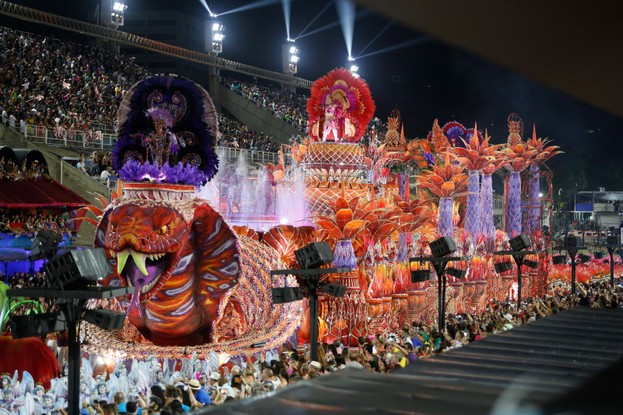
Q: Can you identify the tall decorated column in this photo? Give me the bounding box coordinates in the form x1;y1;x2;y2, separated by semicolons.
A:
503;114;537;238
453;123;501;246
525;125;562;235
418;152;467;237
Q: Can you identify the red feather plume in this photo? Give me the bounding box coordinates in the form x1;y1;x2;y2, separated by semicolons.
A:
306;68;375;143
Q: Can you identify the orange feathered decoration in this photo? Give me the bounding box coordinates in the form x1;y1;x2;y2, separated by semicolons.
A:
306;68;376;143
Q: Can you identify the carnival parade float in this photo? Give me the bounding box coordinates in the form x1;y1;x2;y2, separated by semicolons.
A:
3;68;622;405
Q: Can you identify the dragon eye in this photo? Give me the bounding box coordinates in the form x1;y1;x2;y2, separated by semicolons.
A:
158;225;168;235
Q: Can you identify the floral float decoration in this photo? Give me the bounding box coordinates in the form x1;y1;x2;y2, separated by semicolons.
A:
417;152;468;237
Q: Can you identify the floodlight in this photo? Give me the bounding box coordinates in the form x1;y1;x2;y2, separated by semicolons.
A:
290;55;299;64
83;309;126;330
294;242;334;269
429;236;456;257
348;56;355;61
271;287;303;304
290;46;297;54
113;2;126;12
509;234;531;251
319;283;347;298
45;248;111;290
213;33;224;42
494;261;512;273
212;23;221;31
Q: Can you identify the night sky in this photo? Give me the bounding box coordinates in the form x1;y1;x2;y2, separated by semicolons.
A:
4;1;623;203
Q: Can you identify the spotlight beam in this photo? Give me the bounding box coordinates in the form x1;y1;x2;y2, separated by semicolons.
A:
357;36;432;59
197;0;215;16
335;0;356;59
294;1;332;39
218;0;281;17
296;10;370;40
282;0;291;40
355;20;393;58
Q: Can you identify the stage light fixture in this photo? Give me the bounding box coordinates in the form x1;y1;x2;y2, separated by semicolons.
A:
83;309;126;330
294;242;334;269
10;312;66;339
429;236;456;258
271;287;303;304
319;283;347;298
553;255;567;265
578;254;591;264
509;234;531;252
494;261;512;273
564;235;579;249
446;267;466;279
523;259;539;269
410;269;431;283
594;251;606;259
45;248;111;290
30;230;62;260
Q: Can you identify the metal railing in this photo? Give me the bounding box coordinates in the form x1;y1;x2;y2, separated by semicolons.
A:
0;0;312;89
23;125;281;165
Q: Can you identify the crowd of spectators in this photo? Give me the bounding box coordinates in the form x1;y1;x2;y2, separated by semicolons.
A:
0;27;148;134
1;270;46;288
2;277;619;415
0;210;74;239
217;114;279;153
221;76;308;133
0;157;49;181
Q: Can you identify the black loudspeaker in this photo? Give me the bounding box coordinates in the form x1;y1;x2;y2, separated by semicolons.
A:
607;235;619;246
509;234;531;251
83;309;126;330
294;242;334;269
30;231;62;259
45;248;111;290
564;236;579;249
429;236;456;257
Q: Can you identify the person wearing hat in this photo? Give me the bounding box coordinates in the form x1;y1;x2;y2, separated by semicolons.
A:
207;372;220;401
188;379;211;406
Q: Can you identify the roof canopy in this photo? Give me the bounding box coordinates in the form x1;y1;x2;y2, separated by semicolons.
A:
0;178;89;208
